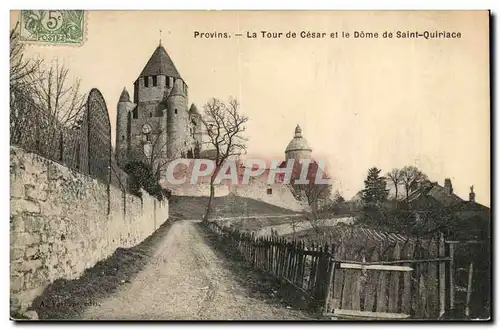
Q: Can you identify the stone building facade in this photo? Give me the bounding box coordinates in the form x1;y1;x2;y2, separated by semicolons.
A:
115;43;203;177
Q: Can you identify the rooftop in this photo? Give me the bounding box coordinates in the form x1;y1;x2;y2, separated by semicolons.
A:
138;45;182;79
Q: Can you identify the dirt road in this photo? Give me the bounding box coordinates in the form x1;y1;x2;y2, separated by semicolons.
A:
83;220;309;320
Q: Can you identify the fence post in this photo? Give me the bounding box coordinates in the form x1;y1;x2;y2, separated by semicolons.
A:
465;262;474;317
439;233;446;317
322;258;335;315
449;242;455;311
251;232;256;267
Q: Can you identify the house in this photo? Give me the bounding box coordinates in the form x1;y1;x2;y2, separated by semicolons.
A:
404;178;490;240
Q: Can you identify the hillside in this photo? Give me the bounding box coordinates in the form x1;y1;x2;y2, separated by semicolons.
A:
169;194;299;220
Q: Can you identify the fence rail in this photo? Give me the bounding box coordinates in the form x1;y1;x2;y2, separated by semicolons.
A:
204;221;484;319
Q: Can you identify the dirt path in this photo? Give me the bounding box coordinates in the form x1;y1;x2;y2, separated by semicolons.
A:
82;220;309;320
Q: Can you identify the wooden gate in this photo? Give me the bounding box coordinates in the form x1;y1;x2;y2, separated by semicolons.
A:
322;235;449;320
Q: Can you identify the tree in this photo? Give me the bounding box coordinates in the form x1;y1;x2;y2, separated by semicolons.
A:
200;98;248;221
386;168;403;200
32;60;86;128
10;22;43;146
290;161;332;219
361;167;389;205
400;165;429;201
333;190;345;204
127;128;196;182
10;22;86;158
123;161;168;200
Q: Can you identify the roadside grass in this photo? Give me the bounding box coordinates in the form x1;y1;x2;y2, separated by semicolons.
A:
29;219;174;320
169;194;298;220
197;221;317;320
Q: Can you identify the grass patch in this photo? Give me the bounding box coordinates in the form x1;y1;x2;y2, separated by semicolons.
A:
169;194;299;220
197;222;316;319
29;219;174;320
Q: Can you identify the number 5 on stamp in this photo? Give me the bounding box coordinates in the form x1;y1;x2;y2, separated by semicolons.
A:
19;10;85;45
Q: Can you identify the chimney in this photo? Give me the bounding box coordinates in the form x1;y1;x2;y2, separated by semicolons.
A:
469;185;476;202
444;178;453;195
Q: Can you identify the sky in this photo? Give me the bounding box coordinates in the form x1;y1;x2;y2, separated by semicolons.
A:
10;10;490;206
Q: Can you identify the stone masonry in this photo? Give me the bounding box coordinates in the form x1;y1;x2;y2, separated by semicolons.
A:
10;146;169;315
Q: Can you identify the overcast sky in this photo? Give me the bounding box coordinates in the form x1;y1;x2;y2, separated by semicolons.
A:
11;10;490;205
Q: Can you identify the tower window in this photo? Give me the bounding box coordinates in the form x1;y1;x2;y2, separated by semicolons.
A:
121;135;125;140
152;76;157;86
144;77;149;87
267;188;273;195
133;108;138;119
146;134;151;142
166;77;171;88
175;109;178;114
149;112;152;117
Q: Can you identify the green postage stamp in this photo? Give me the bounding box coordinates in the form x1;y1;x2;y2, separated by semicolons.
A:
19;10;85;45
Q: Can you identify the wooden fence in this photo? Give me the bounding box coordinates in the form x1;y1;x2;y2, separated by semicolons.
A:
205;221;455;320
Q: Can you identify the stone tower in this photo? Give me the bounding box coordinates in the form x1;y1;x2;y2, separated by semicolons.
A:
115;88;135;166
117;42;201;177
166;78;188;159
285;125;312;161
189;103;203;158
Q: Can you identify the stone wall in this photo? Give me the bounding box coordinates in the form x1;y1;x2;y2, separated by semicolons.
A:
10;146;169;314
231;178;304;212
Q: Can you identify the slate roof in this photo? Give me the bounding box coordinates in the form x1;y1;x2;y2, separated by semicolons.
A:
405;180;490;222
189;103;199;114
139;45;181;79
406;180;462;207
118;88;130;102
199;149;217;160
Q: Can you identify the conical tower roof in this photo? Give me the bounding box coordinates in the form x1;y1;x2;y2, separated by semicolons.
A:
189;103;199;114
139;45;181;79
168;80;184;98
119;87;130;102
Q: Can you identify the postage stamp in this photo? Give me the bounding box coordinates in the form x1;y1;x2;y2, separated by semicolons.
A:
19;10;85;45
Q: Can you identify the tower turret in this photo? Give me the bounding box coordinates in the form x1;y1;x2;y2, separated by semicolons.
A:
189;103;202;158
116;87;134;165
166;78;189;158
133;44;181;119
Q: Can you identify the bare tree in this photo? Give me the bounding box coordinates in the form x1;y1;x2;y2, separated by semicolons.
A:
400;165;429;201
290;161;332;220
10;23;86;159
10;22;42;93
126;128;196;181
200;98;248;221
386;168;403;200
32;61;86;127
10;22;43;145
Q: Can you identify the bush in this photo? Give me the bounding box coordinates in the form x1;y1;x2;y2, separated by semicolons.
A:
124;161;167;201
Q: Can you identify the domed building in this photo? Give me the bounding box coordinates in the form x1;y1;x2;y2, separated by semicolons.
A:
285;125;312;161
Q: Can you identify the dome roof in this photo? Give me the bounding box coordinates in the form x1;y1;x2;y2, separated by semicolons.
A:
285;125;312;153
